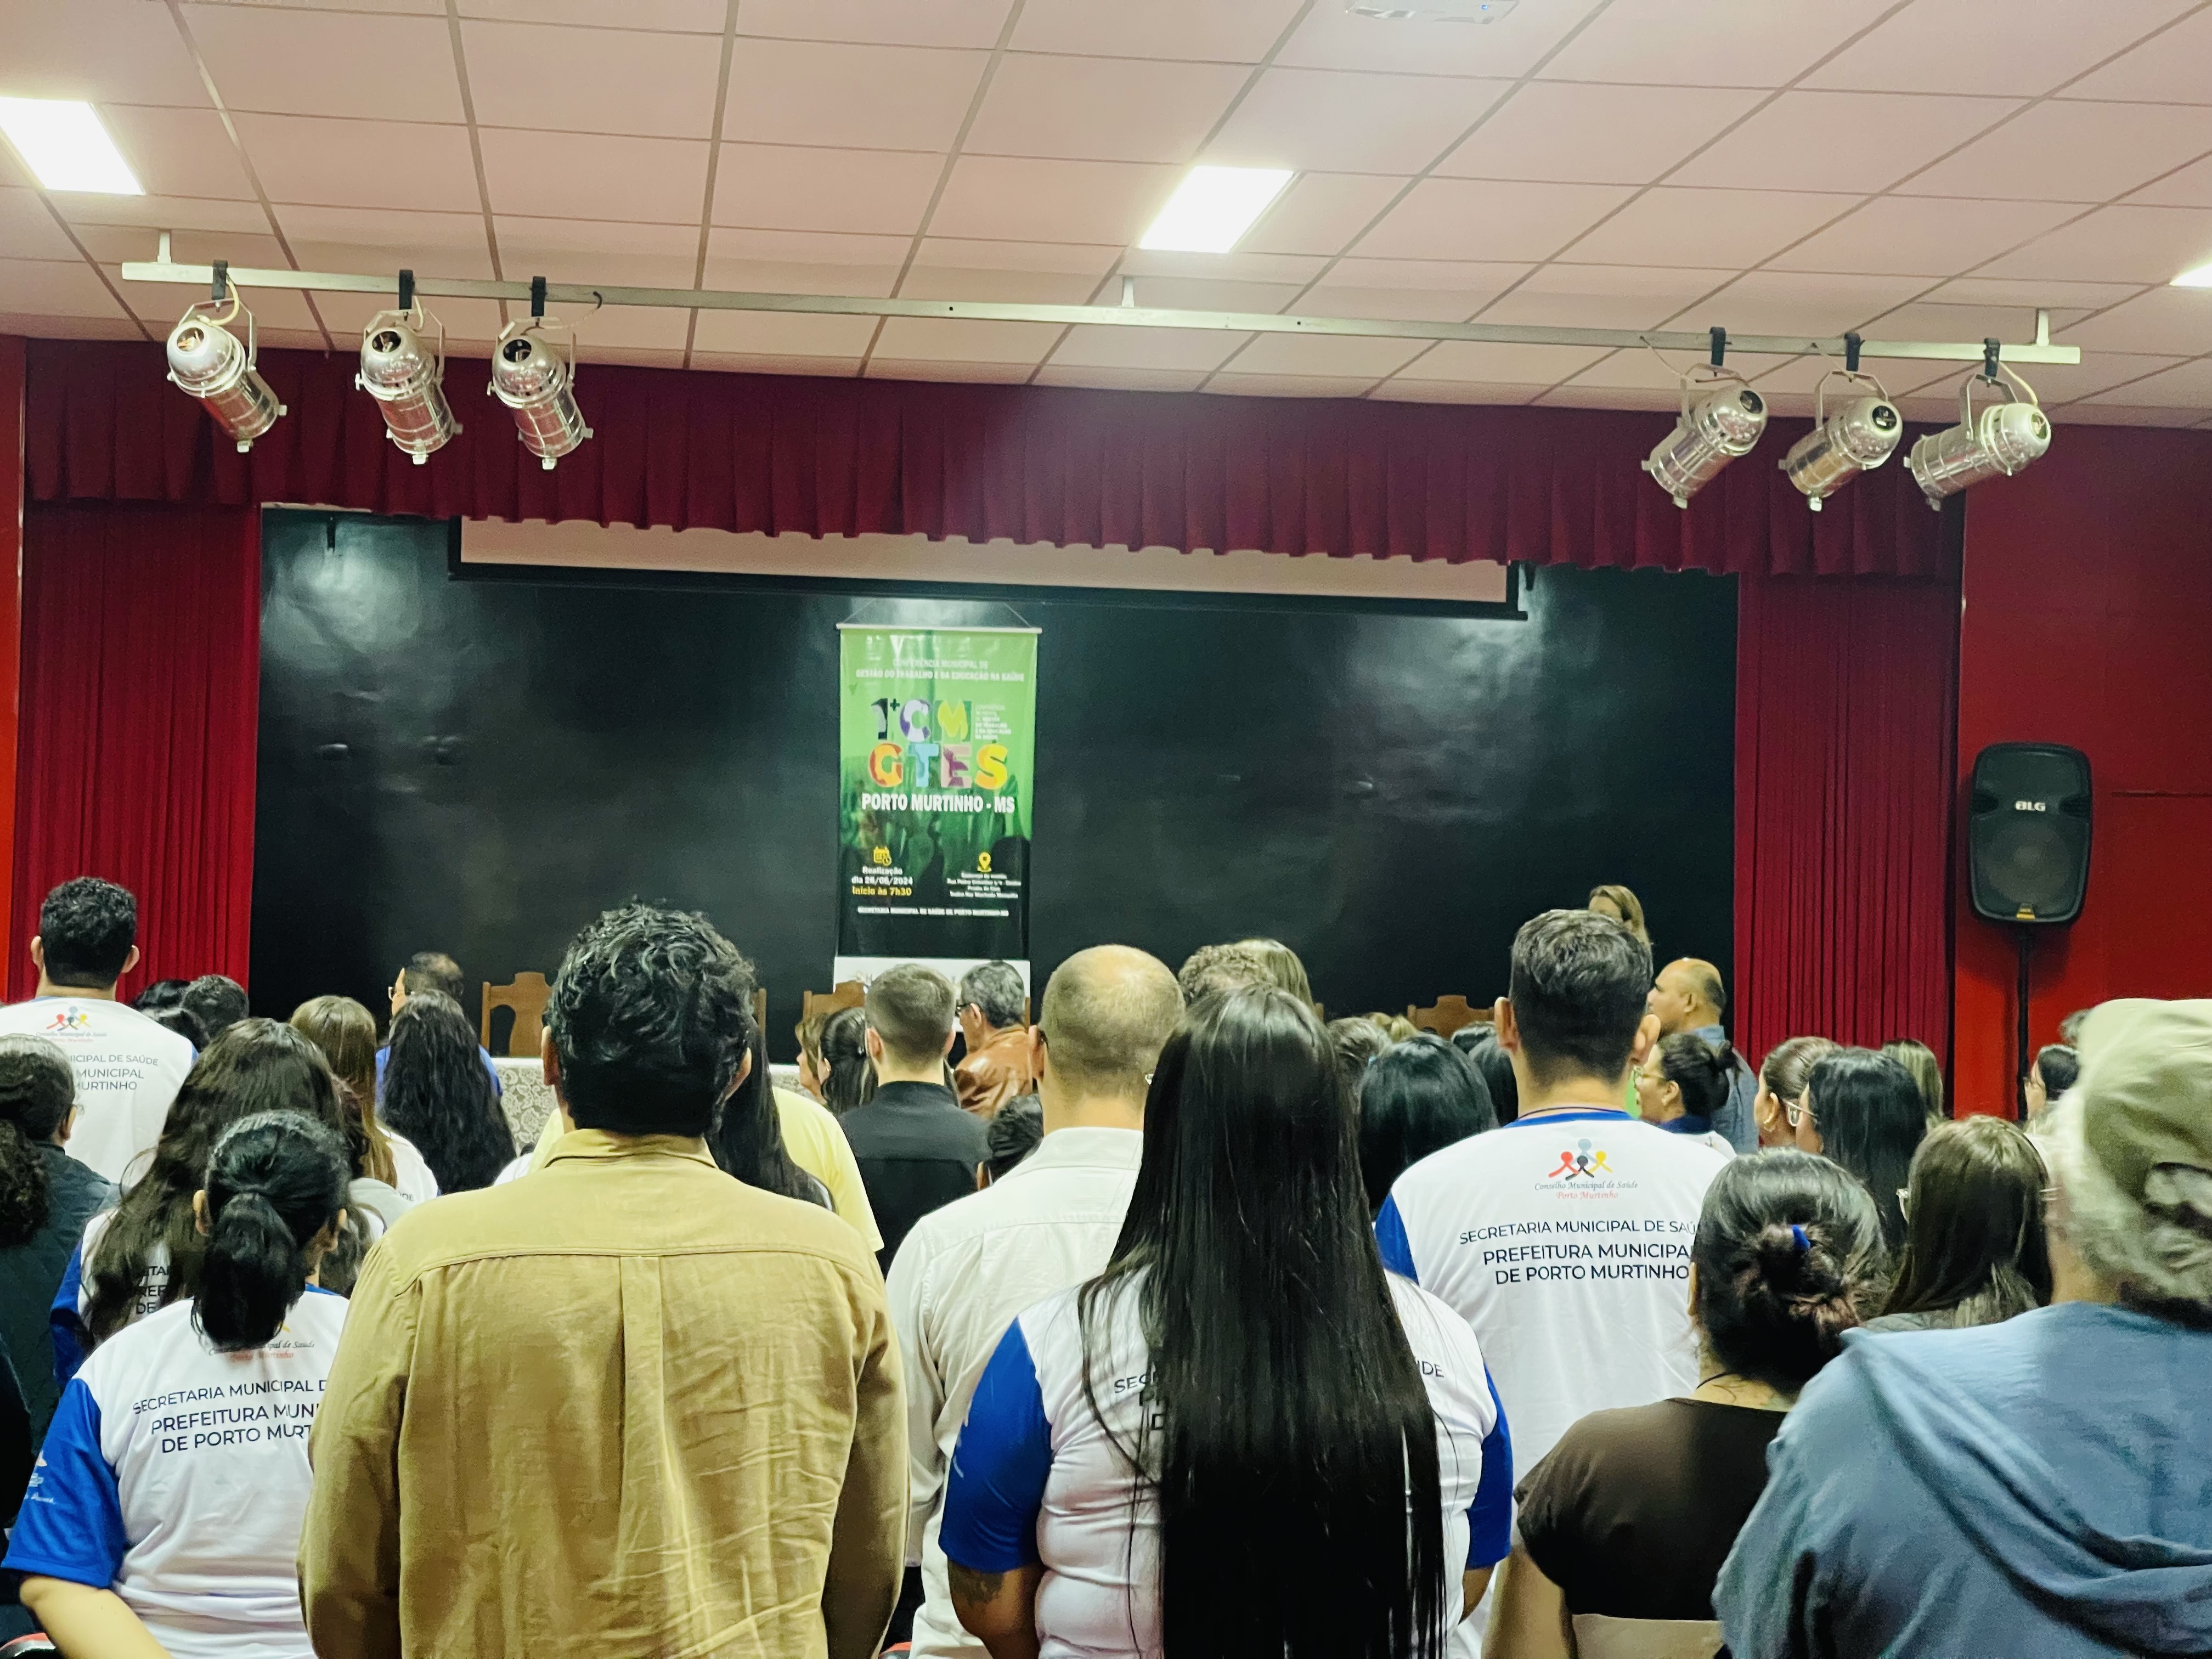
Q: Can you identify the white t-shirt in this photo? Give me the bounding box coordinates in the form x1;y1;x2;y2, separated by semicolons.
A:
0;996;195;1185
380;1129;439;1205
940;1271;1509;1659
1377;1107;1731;1478
5;1289;348;1659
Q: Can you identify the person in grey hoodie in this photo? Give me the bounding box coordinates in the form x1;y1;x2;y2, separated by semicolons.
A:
1716;996;2212;1659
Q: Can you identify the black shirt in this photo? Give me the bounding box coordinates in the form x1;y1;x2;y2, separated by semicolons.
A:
0;1144;116;1444
838;1081;991;1273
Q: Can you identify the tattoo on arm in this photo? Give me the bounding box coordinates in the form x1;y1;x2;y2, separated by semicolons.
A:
949;1563;1007;1606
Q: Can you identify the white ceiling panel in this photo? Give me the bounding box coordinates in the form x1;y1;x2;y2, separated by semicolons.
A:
1538;0;1902;89
0;189;80;262
1413;341;1612;384
0;309;143;342
1207;372;1377;398
184;6;465;123
57;194;273;236
2131;153;2212;208
1803;0;2199;97
703;228;908;294
1239;173;1408;258
462;20;725;139
477;128;708;222
1437;83;1765;185
1;0;213;106
929;156;1180;244
1857;297;2099;352
1031;364;1209;392
689;309;881;354
1480;263;1740;330
1277;1;1607;80
900;263;1099;304
1120;249;1323;284
311;292;506;344
2065;9;2212;104
1204;69;1511;174
1978;204;2212;284
460;0;724;29
2083;357;2212;405
1768;195;2087;277
1901;100;2212;204
733;0;1014;49
237;115;483;213
1880;347;2188;406
74;224;286;268
1370;377;1546;405
2057;287;2212;357
871;315;1062;363
1011;0;1303;62
1689;269;1934;335
1671;91;2021;195
97;106;255;202
1304;268;1531;323
721;40;988;152
1536;381;1681;412
911;238;1121;284
1354;178;1637;262
868;357;1036;383
689;351;866;376
713;144;944;236
1047;323;1250;371
965;54;1249;165
1217;331;1431;380
1560;187;1858;268
0;257;123;317
114;266;324;335
275;206;496;274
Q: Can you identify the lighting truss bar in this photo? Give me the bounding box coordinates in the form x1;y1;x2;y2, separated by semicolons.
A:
119;256;2083;366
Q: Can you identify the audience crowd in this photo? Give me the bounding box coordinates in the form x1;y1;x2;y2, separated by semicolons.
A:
0;872;2204;1659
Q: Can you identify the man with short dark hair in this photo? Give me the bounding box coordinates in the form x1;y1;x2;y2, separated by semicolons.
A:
889;946;1183;1659
1647;956;1757;1152
1175;940;1277;1006
1378;910;1730;1480
842;964;988;1272
303;903;905;1659
0;878;194;1183
179;973;249;1043
953;961;1032;1120
375;949;502;1100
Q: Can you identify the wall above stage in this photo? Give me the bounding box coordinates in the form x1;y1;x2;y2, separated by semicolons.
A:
249;510;1736;1056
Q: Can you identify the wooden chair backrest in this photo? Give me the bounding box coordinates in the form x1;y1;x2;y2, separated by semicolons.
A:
481;972;552;1059
1407;995;1491;1041
802;980;867;1029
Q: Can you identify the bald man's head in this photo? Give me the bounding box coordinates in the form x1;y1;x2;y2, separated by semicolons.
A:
1039;945;1183;1104
1649;957;1726;1036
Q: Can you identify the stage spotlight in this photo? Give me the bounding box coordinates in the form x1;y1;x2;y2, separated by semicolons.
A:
165;295;285;453
1643;371;1767;509
487;317;590;470
1908;364;2050;510
1779;371;1901;511
358;301;461;465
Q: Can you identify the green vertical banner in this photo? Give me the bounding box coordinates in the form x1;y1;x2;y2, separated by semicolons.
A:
837;624;1039;971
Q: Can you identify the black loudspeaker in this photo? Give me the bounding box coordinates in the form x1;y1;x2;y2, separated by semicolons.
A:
1969;743;2092;925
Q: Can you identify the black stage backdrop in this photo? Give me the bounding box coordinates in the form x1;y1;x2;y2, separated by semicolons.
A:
252;509;1736;1058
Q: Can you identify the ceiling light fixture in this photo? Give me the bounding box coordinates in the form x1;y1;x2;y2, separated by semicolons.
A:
1780;359;1902;512
0;97;142;195
1139;166;1294;255
1907;349;2050;510
358;274;461;465
2170;262;2212;288
1643;331;1767;509
165;273;285;453
488;285;590;470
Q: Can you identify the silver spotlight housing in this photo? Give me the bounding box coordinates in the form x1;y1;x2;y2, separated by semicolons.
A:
487;318;590;470
1779;369;1902;511
1908;364;2050;510
1643;370;1767;509
358;304;461;464
165;296;285;453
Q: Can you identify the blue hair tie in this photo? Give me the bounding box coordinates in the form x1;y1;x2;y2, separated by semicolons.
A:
1790;1224;1812;1254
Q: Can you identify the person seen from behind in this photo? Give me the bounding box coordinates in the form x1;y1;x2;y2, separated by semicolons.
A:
2025;1042;2079;1121
1792;1049;1926;1254
1751;1037;1835;1149
180;975;249;1045
289;995;437;1205
1863;1116;2050;1333
377;989;515;1195
1878;1038;1944;1121
1646;958;1756;1152
1357;1035;1497;1213
953;962;1034;1119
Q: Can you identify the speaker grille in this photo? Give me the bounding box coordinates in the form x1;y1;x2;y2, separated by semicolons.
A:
1968;743;2092;926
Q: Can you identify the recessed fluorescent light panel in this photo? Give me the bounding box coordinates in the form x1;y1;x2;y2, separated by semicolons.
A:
0;98;142;194
1138;166;1294;255
2172;262;2212;288
1347;0;1517;19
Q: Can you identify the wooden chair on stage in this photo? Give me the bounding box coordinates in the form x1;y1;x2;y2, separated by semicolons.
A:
802;981;867;1028
1407;995;1489;1041
752;988;768;1046
482;972;552;1058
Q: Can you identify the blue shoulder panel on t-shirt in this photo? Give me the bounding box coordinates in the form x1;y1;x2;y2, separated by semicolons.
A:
49;1243;86;1389
1466;1369;1514;1568
940;1317;1052;1574
4;1378;127;1588
1375;1193;1417;1282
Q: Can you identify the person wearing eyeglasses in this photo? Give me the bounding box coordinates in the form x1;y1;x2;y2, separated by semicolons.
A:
1792;1050;1926;1255
1864;1117;2051;1334
1751;1037;1836;1150
953;962;1035;1121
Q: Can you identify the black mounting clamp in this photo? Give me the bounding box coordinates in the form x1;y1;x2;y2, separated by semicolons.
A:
1984;336;2002;381
530;275;548;319
398;268;415;312
211;259;228;302
1709;326;1726;368
1844;332;1863;374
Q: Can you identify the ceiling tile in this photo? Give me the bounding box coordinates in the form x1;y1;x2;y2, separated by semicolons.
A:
1539;0;1900;88
274;206;498;275
114;264;323;334
1207;372;1376;398
0;146;26;190
461;20;724;139
1278;1;1609;79
0;190;79;262
94;106;254;201
870;315;1062;363
966;54;1249;165
1803;0;2199;97
911;239;1121;286
2056;287;2212;356
2130;153;2212;208
558;306;691;353
1857;298;2102;355
2066;9;2212;104
1304;267;1530;322
0;0;211;105
689;351;866;376
1239;173;1407;258
1108;275;1301;312
1437;83;1765;185
1119;250;1323;284
2024;352;2198;405
459;0;724;27
1977;204;2212;284
309;290;504;345
1353;178;1637;262
1535;382;1681;412
0;311;144;342
1369;377;1545;405
1032;363;1208;392
185;7;465;122
1672;91;2022;194
1901;101;2212;204
1480;263;1739;330
1221;331;1429;379
236;115;482;213
496;217;701;287
703;228;908;294
1881;348;2186;407
1011;0;1304;61
73;224;286;268
1559;187;1856;268
900;263;1100;303
477;128;707;222
867;358;1037;383
1689;269;1934;336
721;39;988;151
1928;275;2145;311
1204;69;1511;173
1768;195;2086;277
689;309;881;354
2055;402;2210;426
54;194;273;235
1408;341;1610;383
929;156;1179;244
714;144;944;236
732;0;1015;49
1047;323;1248;371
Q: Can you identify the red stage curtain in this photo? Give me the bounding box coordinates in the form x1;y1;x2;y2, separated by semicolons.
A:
9;503;261;1001
26;340;1945;578
1734;569;1961;1069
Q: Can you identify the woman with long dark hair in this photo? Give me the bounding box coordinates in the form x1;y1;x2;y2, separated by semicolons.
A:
12;1111;351;1659
706;1020;830;1209
941;986;1510;1659
379;990;515;1195
1357;1034;1497;1212
1794;1049;1927;1253
817;1005;873;1115
1866;1116;2051;1333
1489;1152;1882;1659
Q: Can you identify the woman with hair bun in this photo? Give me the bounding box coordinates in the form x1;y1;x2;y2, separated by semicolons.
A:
1489;1151;1882;1659
9;1110;352;1659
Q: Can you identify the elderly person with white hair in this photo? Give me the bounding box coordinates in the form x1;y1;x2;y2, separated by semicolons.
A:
1714;998;2212;1659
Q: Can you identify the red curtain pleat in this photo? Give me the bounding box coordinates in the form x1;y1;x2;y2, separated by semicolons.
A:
1734;569;1961;1068
9;502;261;1000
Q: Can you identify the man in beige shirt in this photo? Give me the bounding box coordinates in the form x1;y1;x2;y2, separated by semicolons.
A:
302;904;906;1659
